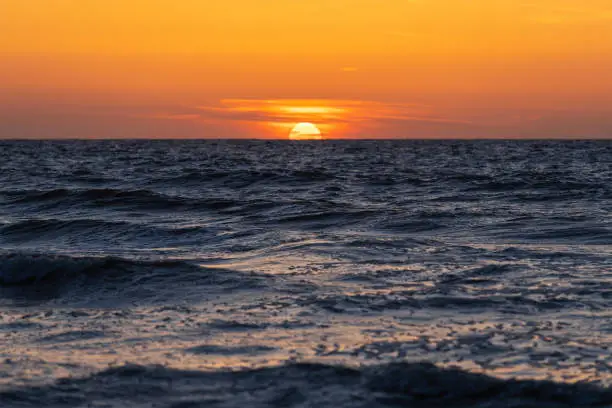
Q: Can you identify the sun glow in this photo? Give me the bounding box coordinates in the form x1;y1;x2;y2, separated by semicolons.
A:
289;122;323;140
200;99;445;139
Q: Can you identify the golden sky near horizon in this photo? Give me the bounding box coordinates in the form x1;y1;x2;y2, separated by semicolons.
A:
2;0;612;138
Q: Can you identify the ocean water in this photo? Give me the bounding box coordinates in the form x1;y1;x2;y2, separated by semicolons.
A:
0;139;611;407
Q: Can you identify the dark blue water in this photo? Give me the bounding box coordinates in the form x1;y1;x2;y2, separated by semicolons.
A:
0;140;611;407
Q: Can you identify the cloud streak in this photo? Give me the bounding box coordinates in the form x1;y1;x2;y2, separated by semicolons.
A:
148;98;473;137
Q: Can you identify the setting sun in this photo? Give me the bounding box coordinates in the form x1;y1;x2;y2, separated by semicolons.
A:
289;123;323;140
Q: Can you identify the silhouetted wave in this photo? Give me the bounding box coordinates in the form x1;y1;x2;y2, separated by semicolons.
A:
0;252;199;286
2;362;611;408
0;252;267;306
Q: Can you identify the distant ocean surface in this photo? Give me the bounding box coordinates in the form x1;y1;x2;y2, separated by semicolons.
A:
1;140;611;407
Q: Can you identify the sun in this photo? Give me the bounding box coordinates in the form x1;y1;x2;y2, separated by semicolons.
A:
288;122;323;140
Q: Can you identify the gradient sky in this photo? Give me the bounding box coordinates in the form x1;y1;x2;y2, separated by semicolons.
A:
2;0;612;139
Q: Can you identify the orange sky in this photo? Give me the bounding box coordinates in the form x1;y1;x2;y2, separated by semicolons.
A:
1;0;612;138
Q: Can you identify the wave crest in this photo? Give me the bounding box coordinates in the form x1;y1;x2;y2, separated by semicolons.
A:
2;362;611;407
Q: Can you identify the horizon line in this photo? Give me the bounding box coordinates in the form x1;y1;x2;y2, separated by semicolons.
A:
0;137;611;141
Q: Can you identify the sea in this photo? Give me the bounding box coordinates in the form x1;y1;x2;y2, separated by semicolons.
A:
0;139;611;407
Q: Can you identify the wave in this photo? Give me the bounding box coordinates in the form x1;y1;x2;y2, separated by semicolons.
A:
1;188;242;211
1;362;610;407
501;226;612;245
272;209;377;229
299;291;580;314
5;176;604;216
1;219;133;240
1;188;303;219
495;246;611;261
466;178;607;193
0;252;129;285
378;219;446;233
437;264;517;284
157;168;336;185
0;218;208;244
0;252;267;304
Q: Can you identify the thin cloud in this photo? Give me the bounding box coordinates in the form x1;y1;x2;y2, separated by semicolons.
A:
188;99;471;126
140;98;476;138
